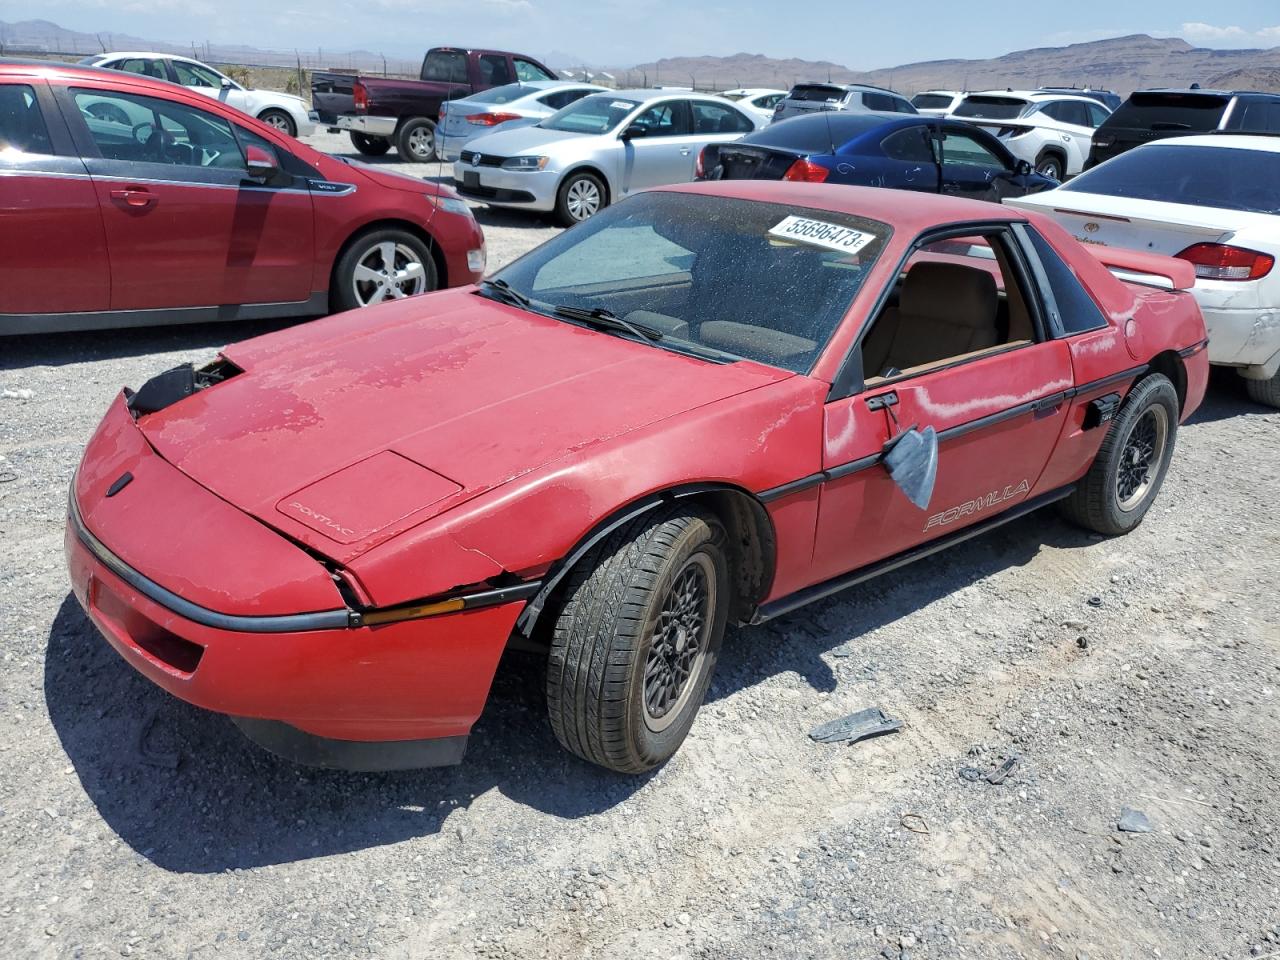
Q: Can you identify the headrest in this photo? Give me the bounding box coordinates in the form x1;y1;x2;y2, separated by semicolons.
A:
900;261;998;330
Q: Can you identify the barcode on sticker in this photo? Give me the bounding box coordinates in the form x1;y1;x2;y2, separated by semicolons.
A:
768;216;874;255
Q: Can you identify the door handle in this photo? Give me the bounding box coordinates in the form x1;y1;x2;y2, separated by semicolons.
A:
680;148;691;155
865;391;898;411
110;187;156;208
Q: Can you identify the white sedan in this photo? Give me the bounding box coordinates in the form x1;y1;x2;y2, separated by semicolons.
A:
1007;135;1280;407
81;52;316;137
437;80;606;162
719;88;787;124
950;90;1112;180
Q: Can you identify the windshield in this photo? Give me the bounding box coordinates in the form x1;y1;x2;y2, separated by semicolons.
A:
468;83;538;105
952;96;1029;120
1103;92;1229;132
489;191;891;373
912;94;954;110
540;94;641;134
1064;144;1280;214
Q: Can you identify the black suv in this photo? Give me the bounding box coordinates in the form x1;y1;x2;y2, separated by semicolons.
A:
1038;86;1122;111
1086;88;1280;169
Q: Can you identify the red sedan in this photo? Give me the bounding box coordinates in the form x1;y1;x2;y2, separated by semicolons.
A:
0;58;484;335
67;181;1208;773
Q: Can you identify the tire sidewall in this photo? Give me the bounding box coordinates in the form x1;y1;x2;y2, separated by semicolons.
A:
331;229;437;312
555;172;605;227
350;132;390;156
1036;152;1064;180
623;516;730;768
260;110;296;138
1097;375;1179;531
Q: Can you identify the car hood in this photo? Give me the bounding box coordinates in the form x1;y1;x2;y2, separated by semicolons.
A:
465;123;600;155
337;157;442;194
137;290;788;563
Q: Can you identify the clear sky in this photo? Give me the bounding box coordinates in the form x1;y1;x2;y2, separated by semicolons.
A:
10;0;1280;67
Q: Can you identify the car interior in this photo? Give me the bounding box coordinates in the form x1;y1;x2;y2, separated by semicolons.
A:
0;84;52;154
73;90;246;169
859;235;1035;382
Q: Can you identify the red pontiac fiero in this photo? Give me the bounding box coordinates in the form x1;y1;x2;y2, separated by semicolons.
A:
66;182;1209;774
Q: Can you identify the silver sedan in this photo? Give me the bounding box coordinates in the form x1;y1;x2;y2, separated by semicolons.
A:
453;89;764;225
437;80;606;162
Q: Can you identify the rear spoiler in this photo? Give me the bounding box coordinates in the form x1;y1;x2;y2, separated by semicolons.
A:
1085;246;1196;291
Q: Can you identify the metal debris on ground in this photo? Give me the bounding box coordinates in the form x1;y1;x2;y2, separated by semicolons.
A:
959;755;1019;784
899;813;930;835
1088;596;1103;607
808;706;902;745
1117;807;1153;833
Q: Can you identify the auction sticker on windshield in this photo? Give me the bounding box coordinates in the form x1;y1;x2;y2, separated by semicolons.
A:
769;216;875;255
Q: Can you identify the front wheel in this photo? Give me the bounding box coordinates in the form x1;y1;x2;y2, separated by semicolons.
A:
396;118;437;163
330;228;437;311
555;171;606;226
546;506;730;773
349;132;391;156
1034;151;1064;180
1243;370;1280;409
258;109;297;138
1059;373;1179;535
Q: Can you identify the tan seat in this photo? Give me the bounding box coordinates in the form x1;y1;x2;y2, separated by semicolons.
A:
863;261;1000;378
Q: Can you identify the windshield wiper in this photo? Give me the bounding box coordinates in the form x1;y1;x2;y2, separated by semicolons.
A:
552;305;665;343
478;277;532;308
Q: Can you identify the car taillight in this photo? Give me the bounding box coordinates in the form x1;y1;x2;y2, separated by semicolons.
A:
438;103;448;119
1175;242;1274;282
782;158;829;183
352;82;368;112
466;112;521;126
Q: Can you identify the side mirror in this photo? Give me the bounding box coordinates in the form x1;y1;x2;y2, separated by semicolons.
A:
220;77;234;89
881;425;939;510
620;123;647;140
245;143;279;182
1014;159;1033;177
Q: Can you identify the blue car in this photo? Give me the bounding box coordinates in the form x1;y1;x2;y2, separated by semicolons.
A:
699;112;1057;203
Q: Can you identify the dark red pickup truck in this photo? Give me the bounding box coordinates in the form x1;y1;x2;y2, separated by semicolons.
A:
316;47;557;163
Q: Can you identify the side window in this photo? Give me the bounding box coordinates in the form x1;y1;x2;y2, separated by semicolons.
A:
72;89;244;171
1023;227;1108;335
892;97;916;114
1061;101;1090;126
757;93;784;110
859;231;1038;382
477;54;513;87
171;60;226;89
630;101;691;137
1232;99;1280;132
940;129;1003;168
0;84;54;155
691;101;753;134
514;59;554;82
1087;103;1111;127
1039;102;1066;122
421;51;468;83
539;88;591;111
862;91;895;112
881;126;936;163
112;58;166;79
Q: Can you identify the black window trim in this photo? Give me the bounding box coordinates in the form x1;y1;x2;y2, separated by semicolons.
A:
1012;221;1110;337
0;77;78;158
826;218;1052;401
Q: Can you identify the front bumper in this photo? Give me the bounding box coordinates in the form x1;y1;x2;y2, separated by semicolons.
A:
337;114;398;138
451;162;559;212
297;110;319;138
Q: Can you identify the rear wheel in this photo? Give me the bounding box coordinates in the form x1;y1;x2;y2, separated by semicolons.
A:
1034;151;1064;180
546;506;730;773
1059;373;1179;535
330;228;436;312
349;132;391;156
258;109;296;138
396;118;437;163
1243;370;1280;409
555;171;606;226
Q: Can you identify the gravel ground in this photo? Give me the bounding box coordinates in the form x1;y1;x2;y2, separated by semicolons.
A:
2;130;1279;960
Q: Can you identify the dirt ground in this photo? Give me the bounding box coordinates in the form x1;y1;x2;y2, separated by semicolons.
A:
1;131;1278;960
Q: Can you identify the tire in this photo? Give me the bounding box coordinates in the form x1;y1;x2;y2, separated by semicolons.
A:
330;227;437;312
1059;373;1179;536
396;117;437;163
1243;370;1280;409
349;132;391;156
555;171;607;226
546;506;730;773
258;109;296;138
1035;151;1064;180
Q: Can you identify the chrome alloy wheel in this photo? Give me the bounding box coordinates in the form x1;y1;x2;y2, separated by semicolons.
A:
564;177;602;221
1116;405;1169;511
351;241;428;306
407;124;435;159
643;554;715;732
263;113;291;131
